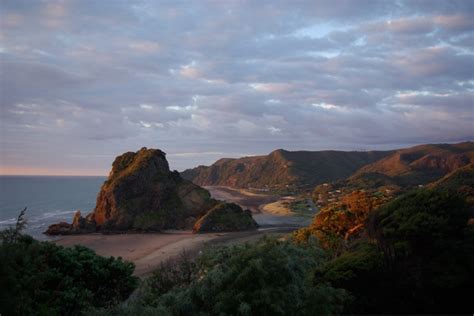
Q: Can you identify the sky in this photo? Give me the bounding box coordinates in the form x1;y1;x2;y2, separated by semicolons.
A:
0;0;473;175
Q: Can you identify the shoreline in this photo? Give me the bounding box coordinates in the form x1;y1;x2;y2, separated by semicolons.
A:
54;186;311;277
55;227;297;277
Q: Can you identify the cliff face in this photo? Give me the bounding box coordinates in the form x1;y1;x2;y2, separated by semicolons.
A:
46;148;256;235
181;149;391;189
87;148;216;231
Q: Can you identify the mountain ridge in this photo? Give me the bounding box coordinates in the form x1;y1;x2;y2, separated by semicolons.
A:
181;148;392;189
182;142;474;190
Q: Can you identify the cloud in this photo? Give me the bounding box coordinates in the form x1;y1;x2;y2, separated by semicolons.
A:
0;0;473;173
249;83;293;93
128;40;161;53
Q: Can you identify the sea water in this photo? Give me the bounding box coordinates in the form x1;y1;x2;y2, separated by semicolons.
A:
0;176;106;239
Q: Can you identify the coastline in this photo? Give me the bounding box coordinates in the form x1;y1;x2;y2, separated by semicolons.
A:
55;228;296;277
54;186;310;277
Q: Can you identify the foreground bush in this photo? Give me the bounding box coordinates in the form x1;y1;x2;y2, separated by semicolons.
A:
0;230;138;315
365;189;474;313
97;238;349;315
318;189;474;313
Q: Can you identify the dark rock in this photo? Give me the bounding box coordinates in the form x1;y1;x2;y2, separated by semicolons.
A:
46;148;221;234
193;202;259;233
45;222;74;235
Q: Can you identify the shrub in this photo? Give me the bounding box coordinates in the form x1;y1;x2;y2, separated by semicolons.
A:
314;189;474;314
0;214;138;316
107;237;349;315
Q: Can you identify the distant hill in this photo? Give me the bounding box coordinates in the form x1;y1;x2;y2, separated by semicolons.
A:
345;142;474;189
181;149;391;189
428;163;474;206
429;163;474;190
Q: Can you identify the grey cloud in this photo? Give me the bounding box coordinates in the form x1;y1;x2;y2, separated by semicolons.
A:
0;0;473;173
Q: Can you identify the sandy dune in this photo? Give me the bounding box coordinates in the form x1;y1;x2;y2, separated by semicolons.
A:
262;200;293;216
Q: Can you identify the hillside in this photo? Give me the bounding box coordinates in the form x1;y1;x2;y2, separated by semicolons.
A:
429;163;474;205
345;142;474;189
429;162;474;188
181;149;391;189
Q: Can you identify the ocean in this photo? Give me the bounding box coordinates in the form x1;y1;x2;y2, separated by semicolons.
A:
0;176;106;240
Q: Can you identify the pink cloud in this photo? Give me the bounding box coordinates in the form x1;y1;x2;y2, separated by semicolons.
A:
434;14;474;31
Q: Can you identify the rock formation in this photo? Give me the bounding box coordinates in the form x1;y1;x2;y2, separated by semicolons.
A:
46;148;256;235
193;202;258;233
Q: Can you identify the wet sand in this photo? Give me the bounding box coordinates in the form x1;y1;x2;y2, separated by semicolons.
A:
55;186;311;277
204;186;280;213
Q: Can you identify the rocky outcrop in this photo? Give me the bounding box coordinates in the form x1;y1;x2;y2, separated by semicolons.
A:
88;148;218;231
45;148;257;235
45;210;95;235
193;203;258;233
45;222;75;235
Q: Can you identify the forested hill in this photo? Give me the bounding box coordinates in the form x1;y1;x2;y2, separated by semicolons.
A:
344;142;474;189
182;142;474;190
181;149;391;189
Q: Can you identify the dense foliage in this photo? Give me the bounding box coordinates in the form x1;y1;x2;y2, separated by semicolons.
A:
293;190;390;251
96;238;349;315
316;189;474;313
364;189;474;313
0;217;138;316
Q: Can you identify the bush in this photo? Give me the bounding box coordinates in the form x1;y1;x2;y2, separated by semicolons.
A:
312;189;474;314
0;225;138;315
174;238;341;315
105;237;349;315
316;241;385;313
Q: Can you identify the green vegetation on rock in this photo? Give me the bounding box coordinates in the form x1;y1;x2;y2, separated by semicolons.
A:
193;202;258;232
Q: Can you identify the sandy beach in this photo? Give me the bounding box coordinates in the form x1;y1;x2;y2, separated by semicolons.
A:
206;186;313;228
55;186;311;277
204;186;280;212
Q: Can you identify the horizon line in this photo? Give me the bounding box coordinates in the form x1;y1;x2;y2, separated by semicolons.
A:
0;174;108;177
